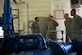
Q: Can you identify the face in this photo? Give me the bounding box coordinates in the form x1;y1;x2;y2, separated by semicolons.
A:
49;16;53;21
64;14;68;19
71;10;74;16
36;18;39;22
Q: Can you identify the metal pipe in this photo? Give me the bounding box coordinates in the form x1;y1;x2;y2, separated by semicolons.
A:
3;0;14;38
49;41;73;55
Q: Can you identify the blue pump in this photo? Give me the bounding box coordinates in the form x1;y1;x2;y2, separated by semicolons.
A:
0;0;82;55
2;0;14;39
1;0;48;54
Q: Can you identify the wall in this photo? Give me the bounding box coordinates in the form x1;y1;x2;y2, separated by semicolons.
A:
1;0;80;42
50;0;71;42
11;1;28;34
0;0;51;34
0;0;71;42
0;0;3;17
76;6;82;17
10;0;51;34
50;0;82;42
50;0;71;16
26;0;51;33
26;0;50;19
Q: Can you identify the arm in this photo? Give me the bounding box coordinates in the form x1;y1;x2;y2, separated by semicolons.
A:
76;15;82;29
53;21;59;26
46;24;48;32
31;23;35;33
64;20;66;26
31;28;35;33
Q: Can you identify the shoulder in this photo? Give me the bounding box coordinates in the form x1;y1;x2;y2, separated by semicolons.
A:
32;22;36;25
46;21;49;24
32;22;36;24
69;17;72;19
53;20;58;24
53;20;57;22
69;18;72;21
75;15;81;19
64;20;66;22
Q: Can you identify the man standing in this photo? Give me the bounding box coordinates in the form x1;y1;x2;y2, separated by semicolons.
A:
70;9;82;40
46;16;58;40
64;13;72;42
31;17;40;33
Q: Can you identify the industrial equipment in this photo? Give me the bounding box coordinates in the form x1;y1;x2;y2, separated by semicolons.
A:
0;0;82;55
47;39;73;55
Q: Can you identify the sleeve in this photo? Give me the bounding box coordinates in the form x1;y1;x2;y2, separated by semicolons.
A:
77;16;82;28
31;23;35;33
64;20;66;26
31;23;35;29
46;23;48;31
53;21;59;26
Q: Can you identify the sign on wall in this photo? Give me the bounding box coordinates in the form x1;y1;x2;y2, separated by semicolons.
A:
54;10;64;19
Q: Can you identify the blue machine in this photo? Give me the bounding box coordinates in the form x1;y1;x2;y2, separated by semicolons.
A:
48;40;73;55
2;0;14;38
0;0;51;55
0;0;82;55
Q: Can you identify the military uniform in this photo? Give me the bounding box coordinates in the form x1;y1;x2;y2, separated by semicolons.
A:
46;21;58;40
64;18;72;42
70;15;82;40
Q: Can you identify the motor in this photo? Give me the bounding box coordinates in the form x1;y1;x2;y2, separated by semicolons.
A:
47;40;73;55
14;34;47;53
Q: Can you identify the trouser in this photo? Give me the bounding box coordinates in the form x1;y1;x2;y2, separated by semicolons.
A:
66;35;70;42
70;32;82;40
66;34;71;42
47;32;57;41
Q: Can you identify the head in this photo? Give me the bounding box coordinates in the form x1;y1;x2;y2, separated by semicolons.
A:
70;9;76;16
35;17;39;22
64;13;69;19
49;16;54;21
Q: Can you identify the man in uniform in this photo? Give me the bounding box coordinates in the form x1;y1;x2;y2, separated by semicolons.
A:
64;13;72;42
31;17;40;33
70;9;82;40
46;16;58;40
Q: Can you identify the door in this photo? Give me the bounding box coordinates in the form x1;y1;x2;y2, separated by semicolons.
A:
38;17;48;38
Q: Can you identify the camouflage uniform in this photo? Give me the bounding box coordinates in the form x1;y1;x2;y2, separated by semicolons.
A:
70;15;82;40
64;18;72;42
46;21;58;40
